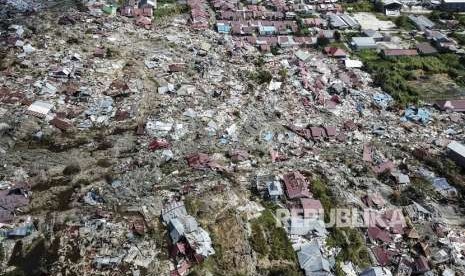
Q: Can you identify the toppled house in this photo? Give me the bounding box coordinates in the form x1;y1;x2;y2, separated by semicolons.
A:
447;141;465;168
283;172;312;199
404;201;431;222
363;144;373;162
360;266;392;276
217;22;231;33
266;180;284;201
413;256;430;274
372;161;395;175
121;0;156;17
290;198;324;219
367;226;392;244
0;187;30;223
372;246;396;266
26;100;53;118
432;177;458;198
188;0;210;30
344;59;363;68
362;192;385;209
390;171;410;188
162;201;214;275
286;217;327;237
286;125;339;142
297;241;331;276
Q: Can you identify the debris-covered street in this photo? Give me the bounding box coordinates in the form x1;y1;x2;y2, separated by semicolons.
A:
1;0;465;275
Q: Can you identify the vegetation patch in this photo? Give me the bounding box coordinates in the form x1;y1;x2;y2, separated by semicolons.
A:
249;207;296;262
341;0;375;12
394;15;416;30
357;50;465;105
154;3;188;19
326;227;371;269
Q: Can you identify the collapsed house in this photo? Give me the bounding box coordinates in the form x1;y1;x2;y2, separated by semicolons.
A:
161;201;214;275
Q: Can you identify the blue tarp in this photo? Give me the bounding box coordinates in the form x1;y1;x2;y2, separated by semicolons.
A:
373;93;393;109
402;107;431;124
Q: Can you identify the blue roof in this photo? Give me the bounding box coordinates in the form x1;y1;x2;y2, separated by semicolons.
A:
433;177;452;190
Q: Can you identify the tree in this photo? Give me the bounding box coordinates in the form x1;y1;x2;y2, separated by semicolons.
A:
316;36;330;48
334;31;342;42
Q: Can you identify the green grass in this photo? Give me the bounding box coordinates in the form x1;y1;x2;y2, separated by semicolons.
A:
342;0;375;12
249;207;296;262
357;50;465;105
395;15;416;31
248;69;273;84
154;3;188;19
452;32;465;46
327;228;371;269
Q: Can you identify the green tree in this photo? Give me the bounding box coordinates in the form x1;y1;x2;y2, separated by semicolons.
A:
316;36;330;48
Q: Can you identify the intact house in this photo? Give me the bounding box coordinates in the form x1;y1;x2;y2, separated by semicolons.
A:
382;49;418;58
363;29;384;42
434;99;465;112
447;141;465;168
323;46;347;58
440;0;465;11
351;37;377;50
425;30;458;52
416;42;438;55
409;15;435;31
376;0;402;16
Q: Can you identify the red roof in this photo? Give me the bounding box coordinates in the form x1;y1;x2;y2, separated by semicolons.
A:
50;117;73;131
362;193;385;208
343;120;357;131
373;161;394;174
300;198;322;217
324;47;347;57
323;126;337;137
148;139;171;151
283;172;311;199
310;127;324;139
414;256;430;273
383;49;418;57
434;100;465;112
372;246;395;266
367;226;392;243
363;144;373;162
